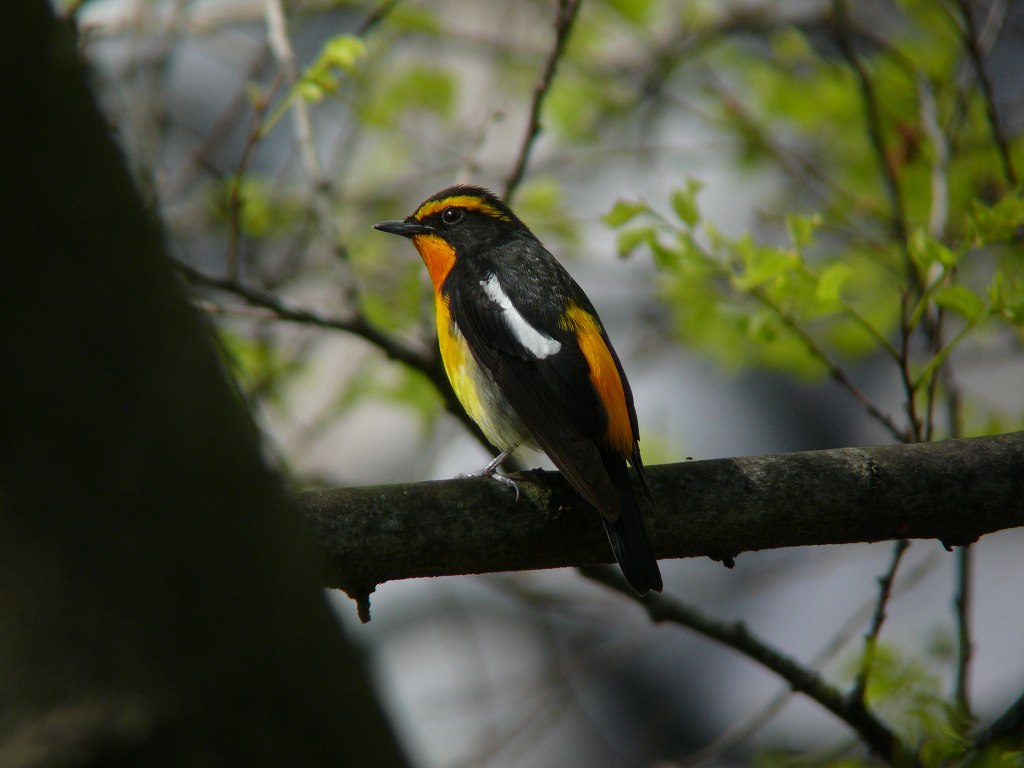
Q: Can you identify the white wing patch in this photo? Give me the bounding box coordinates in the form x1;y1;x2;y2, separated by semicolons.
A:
480;273;562;359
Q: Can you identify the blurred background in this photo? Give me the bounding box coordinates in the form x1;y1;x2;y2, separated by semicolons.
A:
67;0;1023;765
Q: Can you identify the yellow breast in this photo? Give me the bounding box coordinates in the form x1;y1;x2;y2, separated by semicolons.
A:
435;293;528;453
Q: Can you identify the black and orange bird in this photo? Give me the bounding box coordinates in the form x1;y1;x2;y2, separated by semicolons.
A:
374;185;662;594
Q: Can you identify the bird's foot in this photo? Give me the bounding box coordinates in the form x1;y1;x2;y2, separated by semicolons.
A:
458;449;520;500
462;469;520;501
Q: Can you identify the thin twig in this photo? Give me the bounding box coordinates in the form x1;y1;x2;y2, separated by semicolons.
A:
918;74;949;239
458;108;506;183
898;290;923;442
175;261;483;438
956;0;1018;187
503;0;582;201
749;285;909;443
954;545;974;720
923;302;947;443
646;206;910;442
177;261;424;365
971;687;1024;753
711;76;863;226
263;0;323;188
832;4;943;431
680;550;942;766
167;48;273;200
354;0;400;37
579;565;921;768
831;0;908;247
225;95;273;281
179;260;518;465
262;0;346;278
850;539;910;706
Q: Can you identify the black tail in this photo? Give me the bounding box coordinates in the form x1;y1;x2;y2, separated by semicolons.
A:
601;454;662;594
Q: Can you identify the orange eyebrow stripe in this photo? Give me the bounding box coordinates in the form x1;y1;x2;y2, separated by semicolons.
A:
414;195;512;223
560;304;634;454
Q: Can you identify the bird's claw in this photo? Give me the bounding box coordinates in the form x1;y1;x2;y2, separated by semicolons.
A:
458;468;520;501
492;472;520;501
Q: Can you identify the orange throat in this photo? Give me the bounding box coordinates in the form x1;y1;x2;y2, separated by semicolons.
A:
411;233;456;293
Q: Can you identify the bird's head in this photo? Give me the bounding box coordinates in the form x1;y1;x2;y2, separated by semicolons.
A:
374;185;529;288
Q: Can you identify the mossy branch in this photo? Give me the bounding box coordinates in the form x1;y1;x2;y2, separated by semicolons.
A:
300;432;1024;603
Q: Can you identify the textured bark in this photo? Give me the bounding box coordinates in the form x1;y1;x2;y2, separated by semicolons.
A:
302;432;1024;601
0;5;409;766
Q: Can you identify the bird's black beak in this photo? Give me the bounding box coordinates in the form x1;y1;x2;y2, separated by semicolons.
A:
373;219;434;238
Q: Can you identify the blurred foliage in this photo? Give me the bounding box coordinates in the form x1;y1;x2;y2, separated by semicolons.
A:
851;643;971;764
76;0;1024;764
606;1;1024;441
209;176;306;238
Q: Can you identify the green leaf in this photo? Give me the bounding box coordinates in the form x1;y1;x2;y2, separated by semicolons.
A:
361;65;457;124
615;226;655;257
647;237;682;268
670;179;703;227
785;212;821;250
603;199;648;227
965;190;1024;244
297;80;326;103
295;36;366;107
771;26;813;65
604;0;656;24
734;246;800;290
987;269;1005;310
909;228;958;269
934;284;986;323
321;35;366;74
208;176;303;238
515;179;580;244
815;261;852;306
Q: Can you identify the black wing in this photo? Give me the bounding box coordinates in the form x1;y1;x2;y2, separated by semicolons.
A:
446;245;624;520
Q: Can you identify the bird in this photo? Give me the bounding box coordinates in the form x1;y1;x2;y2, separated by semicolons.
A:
374;185;662;594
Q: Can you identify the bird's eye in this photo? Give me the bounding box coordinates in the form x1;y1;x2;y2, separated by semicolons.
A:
441;207;465;225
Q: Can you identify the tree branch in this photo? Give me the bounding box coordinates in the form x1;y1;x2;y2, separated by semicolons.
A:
954;544;975;719
850;538;909;705
831;0;908;246
972;687;1024;753
300;432;1024;607
503;0;582;201
579;565;920;768
956;0;1018;187
174;261;499;452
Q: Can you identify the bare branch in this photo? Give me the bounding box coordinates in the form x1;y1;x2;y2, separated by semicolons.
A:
831;0;908;246
850;539;910;705
225;98;272;281
177;261;426;368
354;0;400;37
174;261;497;452
679;551;942;766
503;0;582;201
972;687;1024;753
748;285;910;443
917;73;950;238
263;0;322;187
579;566;920;768
300;432;1024;603
956;0;1018;187
954;544;975;719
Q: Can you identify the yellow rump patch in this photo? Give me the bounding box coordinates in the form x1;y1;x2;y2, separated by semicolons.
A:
411;233;457;293
560;304;634;454
414;195;512;223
